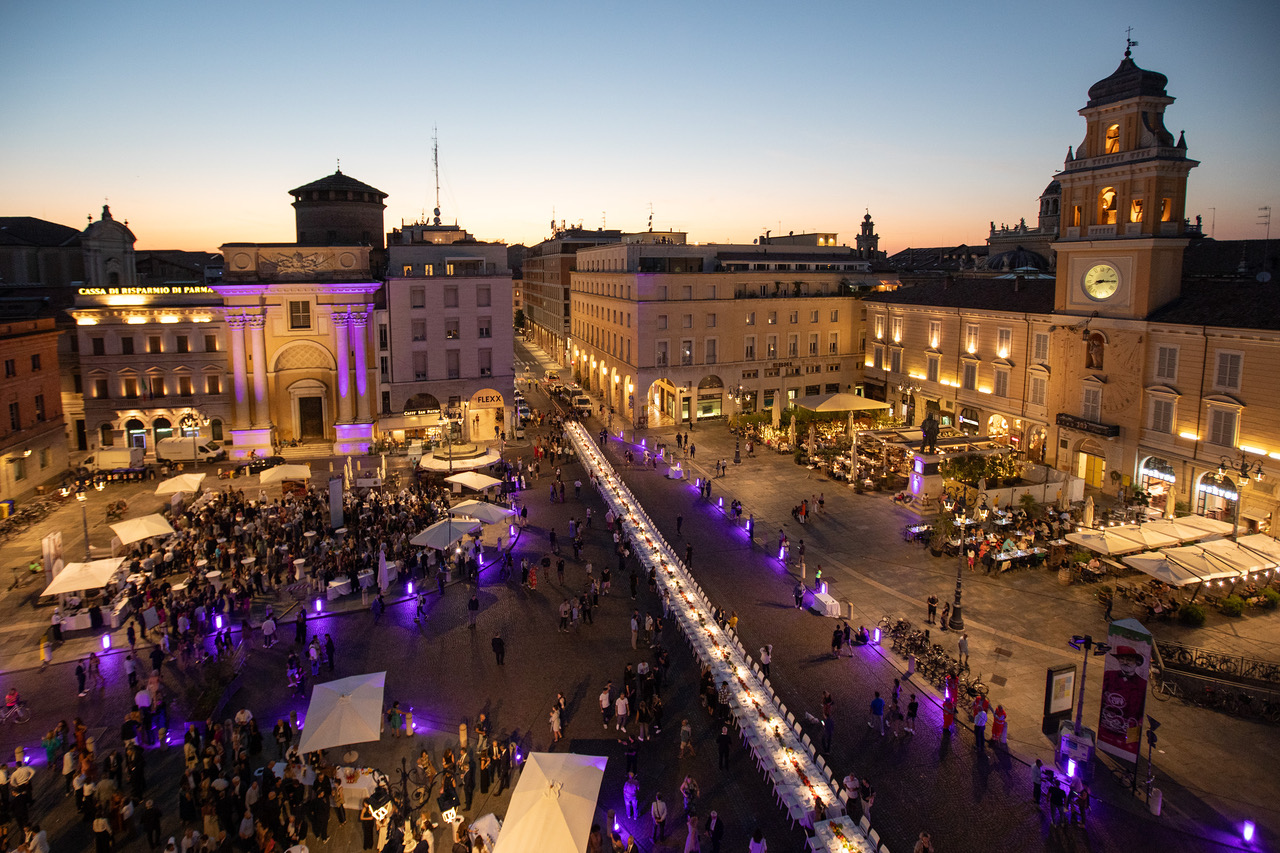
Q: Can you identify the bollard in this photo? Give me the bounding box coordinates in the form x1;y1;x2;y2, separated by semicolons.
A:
1149;788;1162;816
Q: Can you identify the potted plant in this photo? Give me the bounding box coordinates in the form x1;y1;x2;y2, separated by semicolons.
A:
930;511;957;558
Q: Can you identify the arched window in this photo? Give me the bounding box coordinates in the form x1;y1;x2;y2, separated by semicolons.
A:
1099;188;1117;225
210;418;223;441
125;418;147;448
153;417;173;442
108;271;120;286
1105;124;1120;154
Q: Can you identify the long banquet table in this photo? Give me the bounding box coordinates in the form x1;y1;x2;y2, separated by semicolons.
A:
566;424;878;853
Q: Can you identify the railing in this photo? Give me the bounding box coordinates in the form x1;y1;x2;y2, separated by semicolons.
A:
1156;640;1280;689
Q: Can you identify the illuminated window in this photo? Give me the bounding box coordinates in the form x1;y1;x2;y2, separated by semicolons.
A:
766;336;777;359
1160;198;1172;222
1099;188;1117;225
997;328;1012;358
890;316;903;342
1071;205;1082;228
965;324;979;354
928;321;941;349
1130;199;1144;223
1105;124;1120;154
874;314;885;339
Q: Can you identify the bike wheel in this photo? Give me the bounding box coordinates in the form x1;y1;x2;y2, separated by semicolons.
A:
13;705;30;724
972;681;989;696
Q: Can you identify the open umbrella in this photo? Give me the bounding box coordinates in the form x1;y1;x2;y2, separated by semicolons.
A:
261;464;312;486
110;514;175;546
792;392;892;413
155;473;206;496
449;500;515;525
444;472;502;491
297;672;387;755
42;558;126;597
1173;515;1236;539
493;753;607;853
1065;529;1144;557
410;518;481;550
1111;524;1181;551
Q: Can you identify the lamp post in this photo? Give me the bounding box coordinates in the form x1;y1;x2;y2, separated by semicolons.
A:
1067;634;1111;735
77;488;90;561
1218;453;1264;541
180;409;208;467
949;492;986;631
439;414;454;474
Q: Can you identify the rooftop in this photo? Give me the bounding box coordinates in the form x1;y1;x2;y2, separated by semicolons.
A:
864;275;1055;313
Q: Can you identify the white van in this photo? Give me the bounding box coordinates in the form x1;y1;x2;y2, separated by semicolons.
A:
155;437;226;464
571;394;593;415
84;447;145;471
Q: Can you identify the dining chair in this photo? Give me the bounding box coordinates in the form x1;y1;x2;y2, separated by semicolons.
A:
816;755;827;771
869;829;880;846
801;732;812;748
860;815;871;833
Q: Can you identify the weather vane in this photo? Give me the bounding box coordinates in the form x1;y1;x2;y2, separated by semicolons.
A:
1125;27;1138;57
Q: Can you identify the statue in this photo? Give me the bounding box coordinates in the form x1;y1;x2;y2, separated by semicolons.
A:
1086;332;1105;371
920;412;940;454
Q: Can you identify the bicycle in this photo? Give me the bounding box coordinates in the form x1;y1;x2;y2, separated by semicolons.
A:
0;702;31;725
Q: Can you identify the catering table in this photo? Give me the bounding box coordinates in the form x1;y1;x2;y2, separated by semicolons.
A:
666;464;686;480
328;579;352;599
357;570;374;589
205;570;224;591
270;761;316;787
63;611;93;631
811;591;840;618
334;767;378;806
110;597;132;628
809;817;875;852
294;558;307;580
993;547;1047;571
565;423;876;853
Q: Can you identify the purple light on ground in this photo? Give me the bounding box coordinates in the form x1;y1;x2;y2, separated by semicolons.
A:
215;615;223;630
407;582;414;595
314;599;322;613
1244;821;1255;842
873;628;881;644
1066;759;1076;778
102;634;111;650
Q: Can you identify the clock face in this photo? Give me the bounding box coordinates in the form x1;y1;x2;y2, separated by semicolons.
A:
1083;263;1120;300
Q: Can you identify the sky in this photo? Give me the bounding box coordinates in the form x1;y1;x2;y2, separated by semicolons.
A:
3;0;1277;254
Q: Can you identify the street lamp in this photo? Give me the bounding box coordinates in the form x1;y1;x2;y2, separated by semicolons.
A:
438;414;454;474
948;491;986;631
1067;634;1111;735
180;409;209;466
76;488;90;560
1218;453;1264;541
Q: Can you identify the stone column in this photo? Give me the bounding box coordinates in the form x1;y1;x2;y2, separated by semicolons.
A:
350;310;372;422
227;314;250;429
333;311;353;423
248;313;270;428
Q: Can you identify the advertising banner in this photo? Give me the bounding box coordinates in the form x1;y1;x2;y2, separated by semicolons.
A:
42;531;64;585
329;477;345;529
1097;618;1152;762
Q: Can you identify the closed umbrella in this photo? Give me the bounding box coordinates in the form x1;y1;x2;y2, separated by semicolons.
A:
1083;496;1095;529
771;395;781;430
377;549;389;594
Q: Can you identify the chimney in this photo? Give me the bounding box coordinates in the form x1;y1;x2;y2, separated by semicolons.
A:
1014;275;1025;292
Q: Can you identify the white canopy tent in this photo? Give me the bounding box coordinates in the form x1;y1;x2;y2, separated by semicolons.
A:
260;464;312;485
110;514;175;546
297;671;386;755
410;518;481;550
421;449;502;472
492;753;607;853
449;500;516;525
444;471;503;491
42;558;126;597
154;473;206;496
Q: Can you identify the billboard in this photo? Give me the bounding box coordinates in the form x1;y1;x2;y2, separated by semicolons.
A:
1097;618;1152;762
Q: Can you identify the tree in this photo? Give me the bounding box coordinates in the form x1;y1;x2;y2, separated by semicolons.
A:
513;309;525;330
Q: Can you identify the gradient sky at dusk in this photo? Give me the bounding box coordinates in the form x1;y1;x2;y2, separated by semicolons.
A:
3;1;1277;254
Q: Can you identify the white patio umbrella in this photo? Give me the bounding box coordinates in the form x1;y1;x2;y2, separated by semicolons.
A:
1174;514;1236;539
444;472;502;491
1236;533;1280;564
297;671;386;755
154;473;206;496
110;514;175;546
492;753;607;853
449;500;515;525
1198;538;1275;574
420;449;502;472
1121;552;1207;587
410;518;481;550
1110;524;1181;551
1064;529;1145;557
261;464;312;485
42;557;126;596
1138;518;1206;543
792;392;891;413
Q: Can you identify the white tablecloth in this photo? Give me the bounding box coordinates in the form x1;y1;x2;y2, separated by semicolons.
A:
566;424;874;853
270;761;316;787
334;767;377;806
812;591;840;618
357;570;374;589
328;579;352;599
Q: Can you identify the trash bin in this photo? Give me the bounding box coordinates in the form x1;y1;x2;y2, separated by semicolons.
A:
0;500;12;519
1149;788;1162;816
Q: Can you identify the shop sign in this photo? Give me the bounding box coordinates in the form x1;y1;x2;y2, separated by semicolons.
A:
1055;413;1120;437
470;392;503;410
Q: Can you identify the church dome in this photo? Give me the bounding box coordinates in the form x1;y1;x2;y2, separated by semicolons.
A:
1040;180;1061;198
289;170;387;202
983;245;1049;272
82;205;136;244
1087;55;1169;108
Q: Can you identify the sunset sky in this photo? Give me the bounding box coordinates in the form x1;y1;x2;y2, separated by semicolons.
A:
4;0;1276;254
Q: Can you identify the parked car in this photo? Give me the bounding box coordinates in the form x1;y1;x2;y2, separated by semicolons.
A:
237;455;285;475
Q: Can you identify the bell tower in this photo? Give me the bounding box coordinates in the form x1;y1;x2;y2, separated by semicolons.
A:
1052;41;1198;319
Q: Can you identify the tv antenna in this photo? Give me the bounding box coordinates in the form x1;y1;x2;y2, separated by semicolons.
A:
432;128;442;225
1260;205;1273;282
647;202;654;232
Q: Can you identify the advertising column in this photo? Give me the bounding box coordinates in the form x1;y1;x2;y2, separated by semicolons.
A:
1097;618;1153;762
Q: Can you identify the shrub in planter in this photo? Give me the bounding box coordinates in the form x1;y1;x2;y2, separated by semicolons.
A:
1262;587;1280;610
1220;595;1246;617
1178;602;1206;627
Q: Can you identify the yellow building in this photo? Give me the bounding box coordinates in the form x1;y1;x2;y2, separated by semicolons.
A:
215;244;379;458
867;49;1280;532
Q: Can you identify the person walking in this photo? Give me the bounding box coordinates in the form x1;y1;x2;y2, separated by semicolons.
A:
623;772;640;819
759;645;772;679
913;831;935;853
75;659;88;697
325;633;336;672
467;593;479;628
906;694;919;735
1032;759;1044;804
793;583;804;609
676;515;683;536
491;634;505;666
615;692;630;733
679;719;695;757
549;705;563;744
991;704;1007;746
958;632;970;667
716;725;731;769
600;683;613;728
867;692;885;736
939;602;951;631
630;612;639;649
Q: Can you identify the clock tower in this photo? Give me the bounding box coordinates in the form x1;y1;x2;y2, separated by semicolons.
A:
1052;43;1198;320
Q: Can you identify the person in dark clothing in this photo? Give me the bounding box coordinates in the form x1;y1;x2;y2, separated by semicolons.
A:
716;726;731;769
140;800;162;847
491;634;505;665
325;633;336;672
